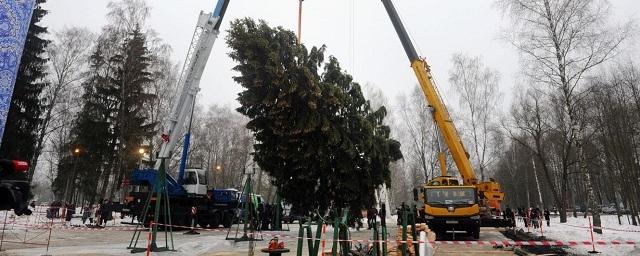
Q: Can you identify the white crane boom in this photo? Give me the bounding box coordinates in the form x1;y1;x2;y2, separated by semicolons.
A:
155;1;230;170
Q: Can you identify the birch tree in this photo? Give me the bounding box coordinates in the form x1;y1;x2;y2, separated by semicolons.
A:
449;53;501;181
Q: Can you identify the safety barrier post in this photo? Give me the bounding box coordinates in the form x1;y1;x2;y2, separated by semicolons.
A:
320;224;327;256
587;217;599;254
418;231;426;256
0;211;7;251
44;213;54;256
146;222;153;256
23;209;30;243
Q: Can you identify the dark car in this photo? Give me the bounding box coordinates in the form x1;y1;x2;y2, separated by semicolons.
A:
0;159;32;215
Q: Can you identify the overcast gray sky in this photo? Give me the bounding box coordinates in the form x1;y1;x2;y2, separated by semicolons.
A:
42;0;639;111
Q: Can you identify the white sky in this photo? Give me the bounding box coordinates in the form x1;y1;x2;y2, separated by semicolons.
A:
41;0;640;112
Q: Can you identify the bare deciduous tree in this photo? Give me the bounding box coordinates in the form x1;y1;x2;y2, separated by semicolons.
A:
449;53;501;181
499;0;634;229
397;86;439;185
32;27;94;182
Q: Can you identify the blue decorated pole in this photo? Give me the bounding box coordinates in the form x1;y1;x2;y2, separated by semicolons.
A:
0;0;37;143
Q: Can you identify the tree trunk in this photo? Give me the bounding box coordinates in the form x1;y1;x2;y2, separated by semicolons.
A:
532;158;544;208
575;127;601;233
561;174;569;223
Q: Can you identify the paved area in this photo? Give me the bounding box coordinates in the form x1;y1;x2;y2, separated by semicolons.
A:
0;220;518;255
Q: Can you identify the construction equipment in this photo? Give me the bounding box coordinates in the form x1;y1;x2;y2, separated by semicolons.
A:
0;159;31;216
381;0;507;238
126;0;237;229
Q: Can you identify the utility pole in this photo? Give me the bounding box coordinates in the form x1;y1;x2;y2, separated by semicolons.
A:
297;0;304;44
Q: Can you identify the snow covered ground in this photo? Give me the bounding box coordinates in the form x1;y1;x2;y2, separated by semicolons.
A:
4;207;640;255
514;214;640;255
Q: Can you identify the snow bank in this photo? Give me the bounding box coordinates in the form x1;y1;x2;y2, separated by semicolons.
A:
515;214;640;255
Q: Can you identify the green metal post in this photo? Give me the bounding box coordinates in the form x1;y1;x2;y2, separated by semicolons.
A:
241;174;252;239
381;203;388;256
340;208;350;256
373;220;380;256
401;203;408;256
411;205;419;256
296;221;304;256
312;221;323;256
149;159;166;250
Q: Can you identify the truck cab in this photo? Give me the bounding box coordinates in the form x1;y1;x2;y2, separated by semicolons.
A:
183;168;207;196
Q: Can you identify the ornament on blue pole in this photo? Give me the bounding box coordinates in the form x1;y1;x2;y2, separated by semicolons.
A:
0;0;37;143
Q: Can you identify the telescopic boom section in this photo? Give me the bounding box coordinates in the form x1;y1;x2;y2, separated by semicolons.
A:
381;0;478;185
155;0;230;171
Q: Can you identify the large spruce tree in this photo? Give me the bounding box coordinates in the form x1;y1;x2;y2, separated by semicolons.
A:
110;27;155;195
0;0;49;161
53;44;116;202
55;28;155;202
226;18;402;214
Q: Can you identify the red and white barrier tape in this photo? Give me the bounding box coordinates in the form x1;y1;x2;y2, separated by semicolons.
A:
515;216;640;233
3;222;145;232
151;222;637;247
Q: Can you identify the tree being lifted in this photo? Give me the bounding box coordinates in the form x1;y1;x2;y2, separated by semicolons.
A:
226;18;402;214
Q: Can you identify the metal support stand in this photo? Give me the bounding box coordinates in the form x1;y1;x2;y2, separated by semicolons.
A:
128;158;175;253
330;208;350;256
380;203;388;256
295;219;323;256
226;171;262;242
271;195;289;231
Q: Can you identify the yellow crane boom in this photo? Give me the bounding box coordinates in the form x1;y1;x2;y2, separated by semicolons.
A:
381;0;507;234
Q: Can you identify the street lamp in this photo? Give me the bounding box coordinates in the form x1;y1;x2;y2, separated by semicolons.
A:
64;147;81;203
138;148;145;168
214;165;223;187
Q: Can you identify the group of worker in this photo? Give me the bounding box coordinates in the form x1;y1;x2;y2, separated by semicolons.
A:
504;206;551;228
79;199;115;227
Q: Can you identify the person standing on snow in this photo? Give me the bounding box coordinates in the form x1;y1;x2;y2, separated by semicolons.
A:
367;207;378;230
544;209;551;227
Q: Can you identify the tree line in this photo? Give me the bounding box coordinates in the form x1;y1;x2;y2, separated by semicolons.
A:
0;0;254;206
392;0;638;231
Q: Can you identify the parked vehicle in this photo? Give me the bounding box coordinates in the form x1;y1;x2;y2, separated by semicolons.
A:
0;159;31;215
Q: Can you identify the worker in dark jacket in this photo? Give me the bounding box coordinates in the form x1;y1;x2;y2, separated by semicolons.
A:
544;209;551;227
367;207;378;229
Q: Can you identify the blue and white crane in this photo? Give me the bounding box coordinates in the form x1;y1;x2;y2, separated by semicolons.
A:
129;0;239;229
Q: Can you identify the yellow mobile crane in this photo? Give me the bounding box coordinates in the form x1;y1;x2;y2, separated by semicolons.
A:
381;0;506;239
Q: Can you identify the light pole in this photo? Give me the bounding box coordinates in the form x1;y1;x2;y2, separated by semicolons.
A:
214;165;223;187
64;148;80;203
138;148;145;168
